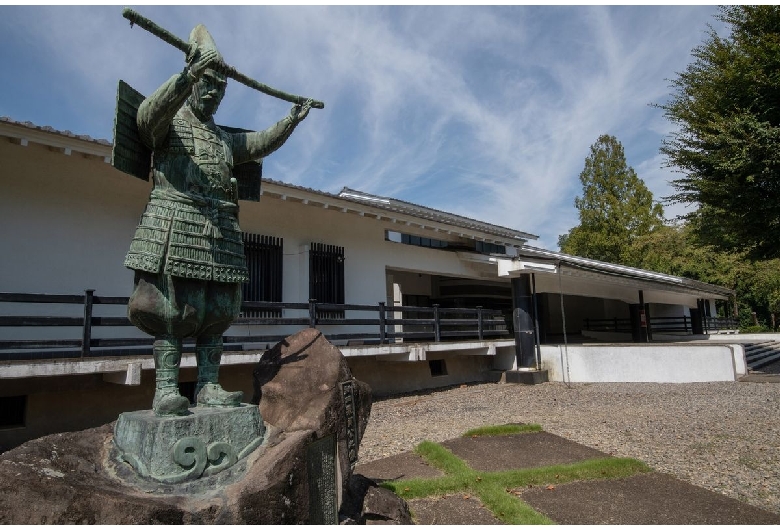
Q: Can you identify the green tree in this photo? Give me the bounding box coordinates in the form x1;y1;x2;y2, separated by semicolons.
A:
558;134;665;266
660;6;780;259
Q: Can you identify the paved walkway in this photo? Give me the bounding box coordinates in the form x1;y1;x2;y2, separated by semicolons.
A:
355;430;780;525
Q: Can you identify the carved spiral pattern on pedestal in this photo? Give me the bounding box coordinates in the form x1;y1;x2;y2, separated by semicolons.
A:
169;437;239;481
172;437;208;481
204;441;237;476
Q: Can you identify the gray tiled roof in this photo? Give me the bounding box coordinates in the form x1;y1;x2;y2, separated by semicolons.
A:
0;116;111;146
337;187;538;242
517;245;734;297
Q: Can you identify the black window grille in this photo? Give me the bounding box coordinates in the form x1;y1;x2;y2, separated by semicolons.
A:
309;243;345;319
429;359;447;377
242;234;283;318
0;395;26;428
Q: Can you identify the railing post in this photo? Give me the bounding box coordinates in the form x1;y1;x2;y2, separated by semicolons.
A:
613;317;618;331
308;299;317;328
477;306;484;341
585;318;590;331
684;315;688;333
82;289;94;358
433;304;441;342
378;302;387;344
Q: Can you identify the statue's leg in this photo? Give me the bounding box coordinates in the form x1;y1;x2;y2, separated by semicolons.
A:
152;335;190;416
194;335;243;407
128;271;204;415
195;281;243;407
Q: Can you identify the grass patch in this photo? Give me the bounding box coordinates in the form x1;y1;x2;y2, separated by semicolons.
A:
479;482;554;525
490;457;651;490
383;427;652;524
463;423;542;437
415;440;471;475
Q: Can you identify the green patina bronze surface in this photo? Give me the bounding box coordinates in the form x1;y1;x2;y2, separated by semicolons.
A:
113;19;314;420
113;405;265;484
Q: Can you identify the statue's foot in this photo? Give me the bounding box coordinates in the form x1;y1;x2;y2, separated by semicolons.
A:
153;391;190;416
196;383;243;407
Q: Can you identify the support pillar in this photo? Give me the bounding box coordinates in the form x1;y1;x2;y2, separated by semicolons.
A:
511;275;536;369
691;299;704;335
630;290;651;343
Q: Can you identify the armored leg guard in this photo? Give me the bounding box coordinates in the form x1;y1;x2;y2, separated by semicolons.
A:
152;336;190;416
195;336;243;407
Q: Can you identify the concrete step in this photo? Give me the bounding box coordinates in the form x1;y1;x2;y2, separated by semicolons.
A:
745;346;780;361
743;340;780;369
748;351;780;370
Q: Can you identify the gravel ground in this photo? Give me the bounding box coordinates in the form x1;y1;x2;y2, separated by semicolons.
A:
357;362;780;516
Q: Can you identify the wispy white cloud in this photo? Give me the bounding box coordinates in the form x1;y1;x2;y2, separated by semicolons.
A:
0;5;723;251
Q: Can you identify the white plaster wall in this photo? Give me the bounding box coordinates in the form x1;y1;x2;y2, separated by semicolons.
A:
539;344;744;383
0;141;147;296
388;270;433;298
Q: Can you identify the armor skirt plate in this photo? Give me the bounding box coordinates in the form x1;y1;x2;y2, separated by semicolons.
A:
124;193;249;283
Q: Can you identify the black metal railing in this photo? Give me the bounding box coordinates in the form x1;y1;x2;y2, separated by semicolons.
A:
583;315;739;334
704;316;739;331
0;291;509;361
583;317;632;333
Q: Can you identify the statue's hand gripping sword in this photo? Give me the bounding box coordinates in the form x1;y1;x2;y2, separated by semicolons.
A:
122;8;325;109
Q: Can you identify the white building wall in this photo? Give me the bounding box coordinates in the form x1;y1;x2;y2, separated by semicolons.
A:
0;139;493;344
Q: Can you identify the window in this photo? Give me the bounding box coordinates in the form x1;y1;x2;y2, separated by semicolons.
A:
429;360;447;377
385;230;507;254
309;243;345;318
0;395;26;428
242;234;283;318
475;241;507;255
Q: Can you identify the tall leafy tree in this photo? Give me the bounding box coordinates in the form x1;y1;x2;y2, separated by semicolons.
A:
660;5;780;259
559;134;665;266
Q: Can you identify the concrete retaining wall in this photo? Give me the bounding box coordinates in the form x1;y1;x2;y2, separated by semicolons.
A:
539;343;746;383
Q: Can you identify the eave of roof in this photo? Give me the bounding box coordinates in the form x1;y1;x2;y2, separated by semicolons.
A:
517;245;734;298
0;116;111;146
338;187;538;242
0;117;536;245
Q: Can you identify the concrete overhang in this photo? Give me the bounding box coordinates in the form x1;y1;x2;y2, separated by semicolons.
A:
495;258;558;277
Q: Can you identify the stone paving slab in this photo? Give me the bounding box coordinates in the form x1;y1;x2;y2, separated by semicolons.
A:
519;471;780;525
739;373;780;383
355;451;444;483
406;495;504;525
355;431;780;525
441;431;607;472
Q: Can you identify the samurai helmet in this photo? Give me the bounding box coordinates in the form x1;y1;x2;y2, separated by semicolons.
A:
188;24;223;63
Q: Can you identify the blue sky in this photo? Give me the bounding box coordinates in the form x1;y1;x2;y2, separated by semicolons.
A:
0;5;726;250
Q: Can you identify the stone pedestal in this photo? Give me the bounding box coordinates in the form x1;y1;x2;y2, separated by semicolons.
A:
113;405;264;484
0;330;412;524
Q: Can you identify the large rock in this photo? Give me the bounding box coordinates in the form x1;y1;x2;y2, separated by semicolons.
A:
0;329;407;524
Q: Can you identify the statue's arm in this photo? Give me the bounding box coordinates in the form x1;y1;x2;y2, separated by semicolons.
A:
136;46;220;149
136;72;194;148
232;100;312;165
